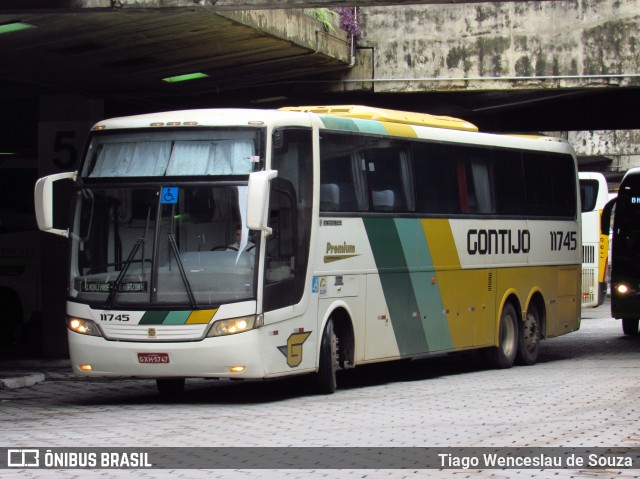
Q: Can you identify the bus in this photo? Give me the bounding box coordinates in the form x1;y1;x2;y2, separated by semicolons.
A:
0;155;41;354
34;106;581;395
579;172;609;308
601;167;640;335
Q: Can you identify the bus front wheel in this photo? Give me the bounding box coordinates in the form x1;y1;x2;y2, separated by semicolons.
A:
517;304;540;365
622;318;639;336
485;303;518;369
315;318;338;394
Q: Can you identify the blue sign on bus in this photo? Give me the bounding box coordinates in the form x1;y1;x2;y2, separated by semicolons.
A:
161;187;178;204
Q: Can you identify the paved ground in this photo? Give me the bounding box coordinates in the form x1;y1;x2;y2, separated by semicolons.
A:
0;300;639;479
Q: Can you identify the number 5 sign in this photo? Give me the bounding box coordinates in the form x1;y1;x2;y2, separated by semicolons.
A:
38;121;94;176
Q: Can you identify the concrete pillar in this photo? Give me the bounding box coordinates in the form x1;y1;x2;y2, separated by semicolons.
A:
37;95;103;357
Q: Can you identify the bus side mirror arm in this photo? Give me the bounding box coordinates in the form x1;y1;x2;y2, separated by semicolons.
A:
246;170;278;235
601;197;616;236
34;171;77;238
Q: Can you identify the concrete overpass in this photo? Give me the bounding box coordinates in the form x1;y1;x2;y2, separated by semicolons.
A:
353;0;640;184
1;0;637;174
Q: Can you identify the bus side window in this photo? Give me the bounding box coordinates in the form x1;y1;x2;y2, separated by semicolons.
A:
550;153;577;217
264;127;312;312
319;133;369;213
320;183;340;211
266;181;295;262
580;179;599;213
455;146;495;215
522;152;576;218
366;145;415;213
493;149;526;216
467;157;494;214
523;152;555;216
413;142;459;215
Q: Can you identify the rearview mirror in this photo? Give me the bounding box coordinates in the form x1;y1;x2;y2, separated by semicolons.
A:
34;171;76;237
246;170;277;235
601;197;616;236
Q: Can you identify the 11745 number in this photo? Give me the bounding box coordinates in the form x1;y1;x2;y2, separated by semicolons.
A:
550;231;577;251
99;314;130;322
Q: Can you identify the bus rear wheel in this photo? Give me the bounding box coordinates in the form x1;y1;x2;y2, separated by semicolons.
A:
517;304;540;365
622;318;639;336
156;378;185;398
484;303;518;369
315;318;338;394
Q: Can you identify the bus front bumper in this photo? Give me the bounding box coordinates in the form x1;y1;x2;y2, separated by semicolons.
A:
67;329;265;379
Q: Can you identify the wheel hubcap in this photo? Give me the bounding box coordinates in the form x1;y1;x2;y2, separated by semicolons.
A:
502;315;516;357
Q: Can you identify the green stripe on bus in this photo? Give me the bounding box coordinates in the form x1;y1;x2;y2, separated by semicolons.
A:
163;310;192;325
139;311;169;325
352;118;388;135
320;116;359;132
320;116;389;135
395;219;453;351
363;218;429;356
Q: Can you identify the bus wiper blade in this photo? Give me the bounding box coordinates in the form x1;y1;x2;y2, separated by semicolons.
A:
106;237;145;309
167;234;197;309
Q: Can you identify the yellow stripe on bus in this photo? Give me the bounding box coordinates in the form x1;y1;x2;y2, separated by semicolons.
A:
186;309;218;324
421;219;461;269
380;121;418;138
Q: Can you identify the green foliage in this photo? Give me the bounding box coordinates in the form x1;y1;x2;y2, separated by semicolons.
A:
312;8;338;33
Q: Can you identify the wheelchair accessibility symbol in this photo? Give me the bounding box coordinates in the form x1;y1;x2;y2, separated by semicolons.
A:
161;186;179;204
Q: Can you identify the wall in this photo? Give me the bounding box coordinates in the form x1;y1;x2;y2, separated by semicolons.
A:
358;0;640;92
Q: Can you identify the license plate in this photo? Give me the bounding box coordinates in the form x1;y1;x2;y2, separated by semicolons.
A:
137;352;170;364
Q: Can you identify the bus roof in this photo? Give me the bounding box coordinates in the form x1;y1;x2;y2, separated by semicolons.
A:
88;107;574;156
279;105;478;132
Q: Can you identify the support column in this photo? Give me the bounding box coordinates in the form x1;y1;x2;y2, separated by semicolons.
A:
37;95;103;357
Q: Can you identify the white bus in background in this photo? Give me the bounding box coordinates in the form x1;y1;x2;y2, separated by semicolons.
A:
34;106;581;396
0;155;41;353
579;172;609;307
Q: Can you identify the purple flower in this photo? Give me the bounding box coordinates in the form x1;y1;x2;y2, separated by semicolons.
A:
330;7;361;38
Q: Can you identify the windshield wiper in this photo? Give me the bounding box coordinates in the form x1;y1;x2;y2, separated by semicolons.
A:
105;237;145;309
167;233;197;309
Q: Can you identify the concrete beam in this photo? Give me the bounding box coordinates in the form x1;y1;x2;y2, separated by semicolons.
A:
0;0;564;13
359;1;640;92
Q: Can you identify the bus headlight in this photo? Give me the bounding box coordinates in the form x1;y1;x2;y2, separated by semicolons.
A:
616;284;630;294
207;315;263;337
67;317;103;337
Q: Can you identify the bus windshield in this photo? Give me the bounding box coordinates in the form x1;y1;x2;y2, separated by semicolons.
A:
81;128;261;178
70;127;265;308
613;174;640;267
70;185;257;308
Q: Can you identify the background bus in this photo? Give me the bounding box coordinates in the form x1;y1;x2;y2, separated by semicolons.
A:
35;106;582;395
0;155;41;356
579;172;609;308
602;167;640;335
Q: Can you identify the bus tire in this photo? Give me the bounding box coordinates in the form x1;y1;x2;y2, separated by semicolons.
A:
622;318;639;336
517;304;540;365
484;303;518;369
156;378;185;398
315;318;338;394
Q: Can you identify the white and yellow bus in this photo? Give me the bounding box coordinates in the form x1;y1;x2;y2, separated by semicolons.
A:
35;106;581;395
579;172;609;308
